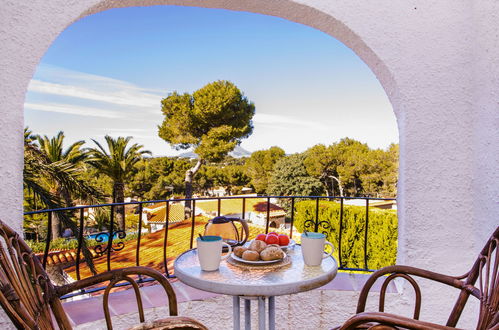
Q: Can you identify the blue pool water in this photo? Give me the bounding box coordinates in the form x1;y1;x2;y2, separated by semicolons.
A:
86;231;136;242
87;232;118;242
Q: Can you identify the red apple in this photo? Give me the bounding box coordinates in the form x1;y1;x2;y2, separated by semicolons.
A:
256;234;267;242
278;234;290;246
265;234;279;245
268;232;278;236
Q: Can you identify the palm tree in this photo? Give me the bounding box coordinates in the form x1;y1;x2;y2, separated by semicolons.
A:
34;131;96;238
24;128;62;212
24;127;98;275
87;136;151;230
24;128;86;214
36;132;87;167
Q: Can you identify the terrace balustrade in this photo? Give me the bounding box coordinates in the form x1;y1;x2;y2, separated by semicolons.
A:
23;195;396;299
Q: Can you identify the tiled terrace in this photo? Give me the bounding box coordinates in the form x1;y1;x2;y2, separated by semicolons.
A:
63;272;398;329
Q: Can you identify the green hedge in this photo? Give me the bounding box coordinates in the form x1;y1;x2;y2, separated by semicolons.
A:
294;200;397;270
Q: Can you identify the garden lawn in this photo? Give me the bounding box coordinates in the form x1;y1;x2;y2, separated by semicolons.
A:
195;197;269;215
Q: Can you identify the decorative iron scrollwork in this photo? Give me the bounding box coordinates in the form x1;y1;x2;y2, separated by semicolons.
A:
93;232;109;256
303;219;331;236
112;230;126;252
303;219;315;232
318;220;331;236
92;230;127;256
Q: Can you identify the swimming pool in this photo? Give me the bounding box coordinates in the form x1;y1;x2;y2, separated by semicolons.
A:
86;231;136;242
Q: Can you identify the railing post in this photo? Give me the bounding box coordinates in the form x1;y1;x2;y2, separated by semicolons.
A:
315;198;320;232
189;199;196;249
241;197;246;239
42;211;52;269
338;198;344;268
76;208;84;281
163;201;171;277
364;198;370;270
265;197;271;233
242;197;246;219
289;197;295;239
136;204;143;267
107;205;114;272
217;198;221;216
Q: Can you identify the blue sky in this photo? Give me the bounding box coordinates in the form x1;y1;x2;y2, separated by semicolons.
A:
24;6;397;157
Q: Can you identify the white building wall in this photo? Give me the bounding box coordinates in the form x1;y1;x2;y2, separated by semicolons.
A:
1;0;497;327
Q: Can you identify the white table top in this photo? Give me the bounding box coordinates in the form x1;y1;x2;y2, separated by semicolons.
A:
173;245;338;297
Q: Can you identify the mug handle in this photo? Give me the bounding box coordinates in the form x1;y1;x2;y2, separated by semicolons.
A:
323;241;334;259
221;242;232;260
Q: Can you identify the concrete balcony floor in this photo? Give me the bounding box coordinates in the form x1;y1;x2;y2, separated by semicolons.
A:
63;272;398;329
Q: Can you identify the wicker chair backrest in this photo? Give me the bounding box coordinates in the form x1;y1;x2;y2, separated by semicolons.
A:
0;220;71;329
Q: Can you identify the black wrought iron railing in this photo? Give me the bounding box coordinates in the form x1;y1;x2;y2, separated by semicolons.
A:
23;195;397;298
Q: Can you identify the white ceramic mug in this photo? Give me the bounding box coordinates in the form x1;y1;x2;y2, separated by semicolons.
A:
196;236;232;271
301;232;334;266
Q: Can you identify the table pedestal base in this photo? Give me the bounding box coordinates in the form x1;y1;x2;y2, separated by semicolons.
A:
233;296;275;330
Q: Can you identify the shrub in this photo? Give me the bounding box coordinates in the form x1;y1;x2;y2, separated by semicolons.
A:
293;200;397;270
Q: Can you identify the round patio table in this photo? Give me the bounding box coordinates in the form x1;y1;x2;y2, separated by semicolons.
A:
174;245;337;330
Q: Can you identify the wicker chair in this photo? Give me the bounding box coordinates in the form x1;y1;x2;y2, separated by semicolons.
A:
0;219;207;330
337;226;498;330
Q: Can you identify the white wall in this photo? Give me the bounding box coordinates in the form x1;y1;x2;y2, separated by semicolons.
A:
1;0;497;327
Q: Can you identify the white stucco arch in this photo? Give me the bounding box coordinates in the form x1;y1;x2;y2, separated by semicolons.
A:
1;0;498;327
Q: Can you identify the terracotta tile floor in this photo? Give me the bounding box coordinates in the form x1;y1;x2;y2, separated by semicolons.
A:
62;272;396;326
62;280;221;326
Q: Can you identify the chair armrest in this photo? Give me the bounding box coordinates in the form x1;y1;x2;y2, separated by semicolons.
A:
357;265;466;315
55;266;178;329
340;312;463;330
56;266;176;308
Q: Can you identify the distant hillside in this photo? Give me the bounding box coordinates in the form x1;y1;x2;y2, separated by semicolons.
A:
179;145;251;159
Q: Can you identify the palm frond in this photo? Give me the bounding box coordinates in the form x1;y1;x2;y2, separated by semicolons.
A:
87;135;151;184
24;129;101;274
23;170;97;275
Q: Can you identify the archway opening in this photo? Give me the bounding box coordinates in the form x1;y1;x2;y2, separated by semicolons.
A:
22;1;399;295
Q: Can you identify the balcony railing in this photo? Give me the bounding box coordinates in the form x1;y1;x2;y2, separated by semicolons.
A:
23;195;396;299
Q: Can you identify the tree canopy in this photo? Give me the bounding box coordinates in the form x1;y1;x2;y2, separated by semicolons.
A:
268;153;325;197
23;125;398;240
303;138;398;197
245;146;285;194
158;80;255;162
158;80;255;216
